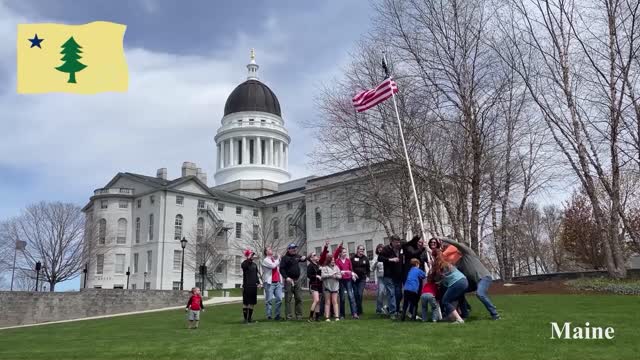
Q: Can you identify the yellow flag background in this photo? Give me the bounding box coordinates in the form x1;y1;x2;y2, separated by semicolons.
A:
17;21;128;94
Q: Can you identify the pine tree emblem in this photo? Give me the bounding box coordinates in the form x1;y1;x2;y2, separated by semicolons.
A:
55;36;87;83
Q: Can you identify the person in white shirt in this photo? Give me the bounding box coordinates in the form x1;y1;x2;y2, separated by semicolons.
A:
371;244;387;315
261;247;283;320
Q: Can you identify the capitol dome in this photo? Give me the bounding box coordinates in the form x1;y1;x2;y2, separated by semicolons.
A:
224;79;281;117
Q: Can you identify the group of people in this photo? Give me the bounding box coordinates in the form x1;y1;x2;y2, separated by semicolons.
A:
214;234;500;324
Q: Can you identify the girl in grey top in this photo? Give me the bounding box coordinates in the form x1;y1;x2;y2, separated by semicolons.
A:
321;255;342;321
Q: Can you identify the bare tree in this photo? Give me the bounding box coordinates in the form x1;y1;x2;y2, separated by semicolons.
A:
2;202;86;291
542;205;566;271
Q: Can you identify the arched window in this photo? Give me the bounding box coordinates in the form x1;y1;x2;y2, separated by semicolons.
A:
98;219;106;244
315;208;322;229
148;214;154;241
287;217;294;237
117;218;127;244
330;204;337;228
197;217;204;242
135;217;140;243
273;218;280;240
174;214;183;240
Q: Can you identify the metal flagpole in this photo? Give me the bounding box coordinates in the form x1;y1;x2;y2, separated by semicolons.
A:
10;245;17;291
383;52;431;265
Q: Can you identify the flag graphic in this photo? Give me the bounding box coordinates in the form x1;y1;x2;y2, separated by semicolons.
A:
17;21;128;94
15;240;27;250
352;77;399;112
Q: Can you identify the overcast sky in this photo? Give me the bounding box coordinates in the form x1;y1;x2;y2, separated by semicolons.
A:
0;0;375;221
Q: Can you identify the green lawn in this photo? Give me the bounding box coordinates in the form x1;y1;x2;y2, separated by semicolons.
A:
0;295;638;360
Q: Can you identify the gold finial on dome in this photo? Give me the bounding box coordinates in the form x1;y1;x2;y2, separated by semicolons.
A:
250;48;255;61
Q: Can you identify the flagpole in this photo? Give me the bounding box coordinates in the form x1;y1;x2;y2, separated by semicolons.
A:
383;52;431;265
10;244;17;291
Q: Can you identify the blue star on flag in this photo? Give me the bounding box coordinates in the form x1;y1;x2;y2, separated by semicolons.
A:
28;34;44;48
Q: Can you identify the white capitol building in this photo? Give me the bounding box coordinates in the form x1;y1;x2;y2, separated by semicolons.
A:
81;52;446;290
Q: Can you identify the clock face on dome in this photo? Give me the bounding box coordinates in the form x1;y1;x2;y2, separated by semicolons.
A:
224;79;281;117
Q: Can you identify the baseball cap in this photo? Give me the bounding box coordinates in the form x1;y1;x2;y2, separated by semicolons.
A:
243;249;254;258
287;243;298;249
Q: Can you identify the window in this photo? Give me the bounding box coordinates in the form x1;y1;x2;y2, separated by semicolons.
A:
137;199;142;208
235;222;242;238
272;206;278;213
115;254;125;274
198;200;205;209
98;219;106;244
94;285;102;289
365;239;373;260
314;194;321;201
113;284;124;289
173;250;182;271
174;214;183;240
236;206;242;215
135;218;140;243
315;208;322;229
249;118;254;122
144;282;151;290
148;214;154;241
117;218;127;244
253;208;259;217
147;250;153;272
287;217;294;237
96;254;104;274
100;200;108;209
172;282;181;290
364;204;372;219
133;253;139;273
197;217;204;242
176;196;184;206
253;224;259;240
218;203;224;211
287;202;293;210
119;200;128;209
347;242;355;256
131;284;137;290
330;244;338;253
150;195;155;204
347;202;354;223
235;256;242;274
273;219;280;240
315;247;322;256
330;191;336;200
330;204;337;228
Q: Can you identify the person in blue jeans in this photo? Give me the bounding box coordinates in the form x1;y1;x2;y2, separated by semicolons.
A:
351;245;370;316
261;247;283;320
371;244;387;315
401;258;425;321
435;254;468;324
441;239;500;320
377;236;404;320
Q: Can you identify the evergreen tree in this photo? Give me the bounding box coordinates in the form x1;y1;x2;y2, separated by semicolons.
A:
55;36;87;84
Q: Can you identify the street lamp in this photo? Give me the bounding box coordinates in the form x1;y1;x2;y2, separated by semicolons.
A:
83;263;88;289
34;261;42;292
144;271;148;289
180;237;188;290
126;267;131;289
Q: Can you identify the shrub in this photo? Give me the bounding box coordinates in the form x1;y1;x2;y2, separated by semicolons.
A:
567;278;640;295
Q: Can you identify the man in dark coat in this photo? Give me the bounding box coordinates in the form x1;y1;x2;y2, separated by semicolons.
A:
280;243;307;320
377;235;404;320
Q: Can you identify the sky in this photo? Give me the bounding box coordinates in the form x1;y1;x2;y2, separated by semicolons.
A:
0;0;375;290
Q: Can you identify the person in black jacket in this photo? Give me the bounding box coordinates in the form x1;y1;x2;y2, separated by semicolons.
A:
306;251;322;322
280;243;307;320
351;245;370;316
377;235;404;320
402;235;429;282
241;249;261;324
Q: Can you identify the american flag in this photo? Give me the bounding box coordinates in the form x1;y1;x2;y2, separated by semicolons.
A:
352;77;399;112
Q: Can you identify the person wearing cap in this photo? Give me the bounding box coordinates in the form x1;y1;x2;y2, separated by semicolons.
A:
377;235;404;320
261;247;283;320
440;238;500;320
241;249;261;324
280;243;307;320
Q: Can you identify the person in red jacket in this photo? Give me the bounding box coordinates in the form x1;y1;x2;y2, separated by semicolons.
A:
335;245;359;319
420;272;442;322
185;287;204;329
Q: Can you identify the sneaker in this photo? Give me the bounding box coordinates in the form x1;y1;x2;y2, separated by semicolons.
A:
390;315;397;321
352;314;359;320
334;318;340;322
266;317;272;321
274;316;282;321
492;315;501;320
452;319;465;324
325;318;331;322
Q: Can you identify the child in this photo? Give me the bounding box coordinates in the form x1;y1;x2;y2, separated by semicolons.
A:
185;287;204;329
420;272;442;322
401;258;425;321
320;255;342;322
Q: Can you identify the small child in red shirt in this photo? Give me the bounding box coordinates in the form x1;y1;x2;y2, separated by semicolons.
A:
185;287;204;329
420;273;442;322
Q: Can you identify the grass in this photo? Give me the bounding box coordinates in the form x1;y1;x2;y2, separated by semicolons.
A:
567;278;640;295
204;288;244;298
0;295;638;360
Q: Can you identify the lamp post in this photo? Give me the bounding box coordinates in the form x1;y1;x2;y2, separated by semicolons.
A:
83;263;88;289
34;261;42;292
126;267;131;289
180;237;188;290
144;271;148;289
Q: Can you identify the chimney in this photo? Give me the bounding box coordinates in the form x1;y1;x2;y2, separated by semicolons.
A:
181;162;198;177
156;168;167;180
196;168;208;185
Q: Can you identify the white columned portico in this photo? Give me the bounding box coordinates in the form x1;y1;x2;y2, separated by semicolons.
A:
279;141;284;169
268;138;274;166
229;137;235;166
256;136;262;165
